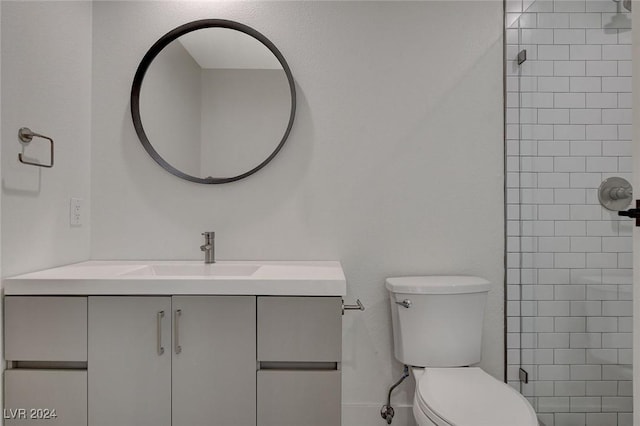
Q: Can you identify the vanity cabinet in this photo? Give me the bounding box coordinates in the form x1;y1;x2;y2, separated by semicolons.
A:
88;297;172;426
5;370;87;426
257;370;341;426
257;296;342;362
257;297;342;426
171;296;256;426
5;296;87;361
4;296;88;426
4;292;342;426
88;296;256;426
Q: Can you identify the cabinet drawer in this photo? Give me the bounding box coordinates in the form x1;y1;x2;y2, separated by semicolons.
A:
257;370;341;426
4;369;87;426
5;297;87;361
257;296;341;362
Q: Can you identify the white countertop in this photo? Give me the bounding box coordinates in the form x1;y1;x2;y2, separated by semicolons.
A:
3;260;347;296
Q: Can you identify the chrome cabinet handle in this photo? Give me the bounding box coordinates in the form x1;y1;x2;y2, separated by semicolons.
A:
157;311;165;356
174;309;182;354
395;299;412;309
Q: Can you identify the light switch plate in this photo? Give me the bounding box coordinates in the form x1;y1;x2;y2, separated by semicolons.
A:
70;198;83;226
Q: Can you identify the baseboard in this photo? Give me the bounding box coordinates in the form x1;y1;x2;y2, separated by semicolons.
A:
342;404;417;426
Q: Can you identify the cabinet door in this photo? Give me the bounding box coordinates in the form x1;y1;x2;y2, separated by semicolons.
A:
172;296;256;426
258;296;342;362
257;370;341;426
4;370;87;426
88;297;171;426
4;296;87;361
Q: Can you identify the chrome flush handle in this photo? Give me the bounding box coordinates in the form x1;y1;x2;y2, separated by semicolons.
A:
395;299;412;309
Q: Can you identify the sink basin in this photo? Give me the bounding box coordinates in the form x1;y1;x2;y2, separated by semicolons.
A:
124;264;261;277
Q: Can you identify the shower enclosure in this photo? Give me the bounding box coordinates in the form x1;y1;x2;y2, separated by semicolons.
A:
505;0;633;424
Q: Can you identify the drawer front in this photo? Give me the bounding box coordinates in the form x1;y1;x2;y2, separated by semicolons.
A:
4;369;87;426
257;370;341;426
257;296;342;362
5;297;87;361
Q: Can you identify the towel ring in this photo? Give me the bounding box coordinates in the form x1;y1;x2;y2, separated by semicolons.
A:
18;127;54;168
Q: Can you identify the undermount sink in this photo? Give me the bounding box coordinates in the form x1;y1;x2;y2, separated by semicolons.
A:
124;264;261;277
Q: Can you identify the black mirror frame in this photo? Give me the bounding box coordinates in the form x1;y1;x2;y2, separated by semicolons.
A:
131;19;296;184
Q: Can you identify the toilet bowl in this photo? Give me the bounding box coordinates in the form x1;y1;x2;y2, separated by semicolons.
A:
386;276;538;426
411;367;537;426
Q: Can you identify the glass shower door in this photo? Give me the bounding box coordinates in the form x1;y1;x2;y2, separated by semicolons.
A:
505;1;633;425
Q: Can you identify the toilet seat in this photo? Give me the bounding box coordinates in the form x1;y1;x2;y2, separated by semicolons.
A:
415;367;537;426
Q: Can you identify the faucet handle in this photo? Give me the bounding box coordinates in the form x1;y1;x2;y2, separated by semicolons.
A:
200;232;215;264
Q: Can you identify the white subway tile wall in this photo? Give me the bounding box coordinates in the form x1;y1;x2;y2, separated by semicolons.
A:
506;1;632;425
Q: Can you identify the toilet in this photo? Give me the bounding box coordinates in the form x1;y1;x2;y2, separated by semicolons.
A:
386;276;538;426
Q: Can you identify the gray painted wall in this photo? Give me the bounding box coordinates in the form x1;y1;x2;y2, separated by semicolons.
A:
91;1;504;422
1;1;92;277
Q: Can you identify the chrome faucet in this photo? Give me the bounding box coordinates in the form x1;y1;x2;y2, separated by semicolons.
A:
200;232;215;264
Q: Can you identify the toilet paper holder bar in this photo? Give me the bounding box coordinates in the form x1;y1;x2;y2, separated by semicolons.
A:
342;299;365;315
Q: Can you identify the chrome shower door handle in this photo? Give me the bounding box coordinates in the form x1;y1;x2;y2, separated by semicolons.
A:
395;299;412;309
157;311;165;356
174;309;182;354
618;200;640;227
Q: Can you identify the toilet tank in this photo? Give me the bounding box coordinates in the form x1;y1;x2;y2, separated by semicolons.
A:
386;276;491;367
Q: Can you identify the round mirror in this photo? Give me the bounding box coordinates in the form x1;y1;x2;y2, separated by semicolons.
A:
131;20;296;184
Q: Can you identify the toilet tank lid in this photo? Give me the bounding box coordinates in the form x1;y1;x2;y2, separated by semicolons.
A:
385;276;491;294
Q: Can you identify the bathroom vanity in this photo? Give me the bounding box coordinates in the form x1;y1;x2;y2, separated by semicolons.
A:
3;261;346;426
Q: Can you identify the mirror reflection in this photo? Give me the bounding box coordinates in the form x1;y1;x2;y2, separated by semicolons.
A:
138;27;292;179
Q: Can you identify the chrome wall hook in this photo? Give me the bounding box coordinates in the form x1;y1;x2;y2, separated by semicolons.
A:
18;127;54;168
